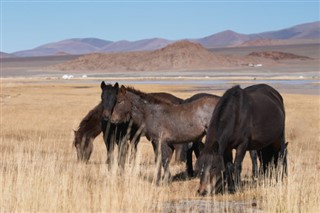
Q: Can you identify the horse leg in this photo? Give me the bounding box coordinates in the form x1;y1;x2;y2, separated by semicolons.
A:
118;137;129;171
161;142;173;183
249;150;259;180
151;139;162;186
174;144;184;162
105;132;115;170
81;137;93;163
193;140;204;158
280;130;288;179
186;143;194;177
102;121;114;168
151;140;159;164
234;142;249;191
128;136;140;165
224;149;235;193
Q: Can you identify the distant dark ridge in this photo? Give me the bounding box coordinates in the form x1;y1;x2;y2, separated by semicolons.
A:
248;51;312;60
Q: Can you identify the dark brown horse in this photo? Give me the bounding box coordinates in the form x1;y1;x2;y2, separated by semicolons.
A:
109;85;221;184
100;82;204;175
73;82;200;170
196;84;287;195
73;102;104;162
73;82;142;168
73;101;142;166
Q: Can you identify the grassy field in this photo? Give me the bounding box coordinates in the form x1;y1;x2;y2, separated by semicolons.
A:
1;80;319;212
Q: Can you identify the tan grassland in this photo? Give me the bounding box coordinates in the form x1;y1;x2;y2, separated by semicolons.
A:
1;80;319;212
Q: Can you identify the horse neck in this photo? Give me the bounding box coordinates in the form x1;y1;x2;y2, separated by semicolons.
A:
126;91;151;127
211;88;247;154
77;124;101;139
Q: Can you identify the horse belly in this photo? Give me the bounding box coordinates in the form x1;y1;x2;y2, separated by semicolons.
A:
249;97;284;150
166;124;204;144
249;122;283;150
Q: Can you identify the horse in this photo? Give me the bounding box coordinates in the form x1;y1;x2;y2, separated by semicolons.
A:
109;85;222;184
73;82;201;170
196;84;287;196
73;101;141;167
100;82;204;175
73;102;104;162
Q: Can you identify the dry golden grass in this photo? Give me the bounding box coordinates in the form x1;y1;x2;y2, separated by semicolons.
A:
1;80;319;212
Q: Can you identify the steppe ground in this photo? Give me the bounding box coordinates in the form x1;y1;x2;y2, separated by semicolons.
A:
1;77;319;212
1;42;319;212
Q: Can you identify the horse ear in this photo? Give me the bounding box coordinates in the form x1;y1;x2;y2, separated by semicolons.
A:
114;82;119;89
100;81;106;90
120;85;126;94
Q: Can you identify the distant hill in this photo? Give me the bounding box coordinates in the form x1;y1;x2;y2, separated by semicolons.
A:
195;30;256;48
0;52;16;58
52;41;274;72
256;21;320;39
13;21;320;57
101;38;173;52
14;38;112;57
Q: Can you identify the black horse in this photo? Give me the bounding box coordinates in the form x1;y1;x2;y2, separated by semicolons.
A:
196;84;287;195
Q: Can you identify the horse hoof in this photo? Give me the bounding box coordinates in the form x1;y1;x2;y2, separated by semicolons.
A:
228;188;236;194
197;189;208;196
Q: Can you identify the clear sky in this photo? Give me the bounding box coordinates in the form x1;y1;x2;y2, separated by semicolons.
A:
1;0;319;53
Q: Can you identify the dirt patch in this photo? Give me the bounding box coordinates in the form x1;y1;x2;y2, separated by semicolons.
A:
161;199;263;213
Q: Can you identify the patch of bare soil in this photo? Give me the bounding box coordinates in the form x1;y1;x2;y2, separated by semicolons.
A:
248;51;312;61
51;41;274;72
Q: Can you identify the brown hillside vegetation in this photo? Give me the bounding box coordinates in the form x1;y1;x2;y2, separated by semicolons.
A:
53;41;272;72
248;51;312;61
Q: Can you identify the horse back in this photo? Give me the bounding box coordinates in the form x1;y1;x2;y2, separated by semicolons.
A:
245;84;285;149
150;92;183;104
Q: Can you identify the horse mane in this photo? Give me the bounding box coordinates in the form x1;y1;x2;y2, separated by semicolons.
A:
202;85;245;155
212;85;242;128
126;86;171;105
77;102;103;131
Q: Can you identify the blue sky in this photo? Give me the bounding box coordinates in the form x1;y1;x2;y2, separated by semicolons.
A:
1;1;319;53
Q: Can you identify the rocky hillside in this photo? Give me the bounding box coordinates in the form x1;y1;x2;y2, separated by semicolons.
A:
53;41;274;72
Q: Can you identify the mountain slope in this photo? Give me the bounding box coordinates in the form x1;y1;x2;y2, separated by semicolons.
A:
53;41;272;72
14;38;112;57
101;38;172;52
256;21;320;39
12;21;320;57
195;30;257;48
0;52;16;58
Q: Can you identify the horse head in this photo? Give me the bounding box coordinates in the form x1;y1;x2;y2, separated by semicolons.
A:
100;81;119;120
72;128;93;163
196;143;225;196
110;85;132;124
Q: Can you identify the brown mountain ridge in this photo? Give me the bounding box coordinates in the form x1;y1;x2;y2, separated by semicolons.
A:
53;41;278;72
